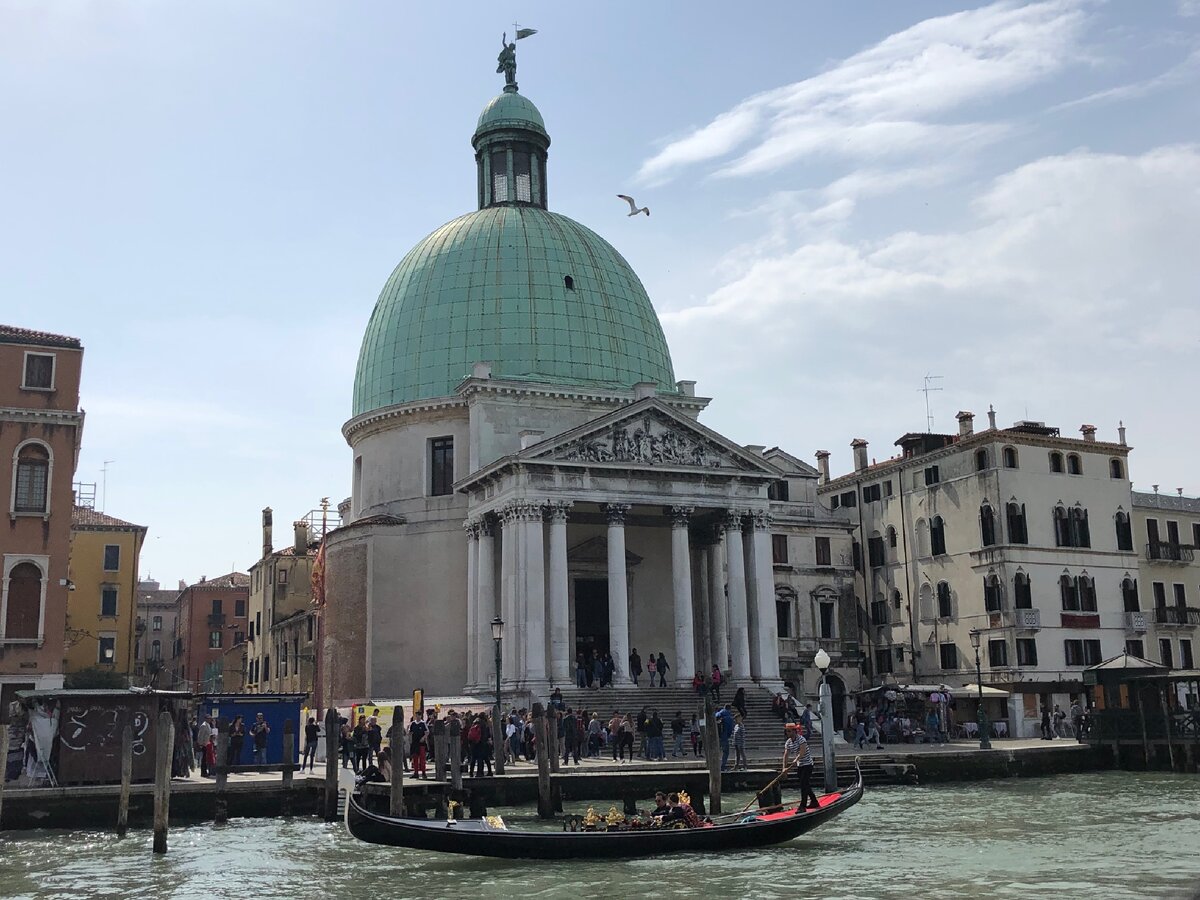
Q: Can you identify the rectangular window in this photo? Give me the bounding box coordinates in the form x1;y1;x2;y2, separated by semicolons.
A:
152;615;162;631
830;495;840;510
874;648;894;675
490;150;508;202
839;491;857;508
867;536;886;568
924;466;940;486
1193;523;1200;549
768;480;790;501
1064;639;1084;666
852;541;862;572
862;484;881;503
1181;639;1194;670
100;586;118;617
151;639;162;660
306;615;315;643
233;631;245;645
1159;638;1173;668
235;599;245;617
814;537;831;566
987;639;1008;667
430;437;454;496
211;597;222;617
819;602;836;640
1084;640;1102;665
870;598;889;626
263;655;271;681
281;641;288;677
883;480;893;497
209;630;222;649
939;642;958;671
771;534;788;565
103;544;120;571
1174;584;1187;608
775;600;791;638
278;568;288;585
1125;639;1144;659
256;611;262;634
1153;582;1167;609
512;149;532;202
23;352;55;389
1016;638;1038;667
98;635;116;664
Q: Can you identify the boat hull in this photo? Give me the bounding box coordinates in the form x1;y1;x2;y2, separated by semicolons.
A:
346;779;863;860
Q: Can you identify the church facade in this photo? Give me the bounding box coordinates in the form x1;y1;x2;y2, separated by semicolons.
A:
321;66;860;708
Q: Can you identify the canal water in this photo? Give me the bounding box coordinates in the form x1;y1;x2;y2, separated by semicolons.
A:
2;772;1198;899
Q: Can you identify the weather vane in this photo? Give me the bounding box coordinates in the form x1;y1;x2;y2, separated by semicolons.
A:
497;25;538;91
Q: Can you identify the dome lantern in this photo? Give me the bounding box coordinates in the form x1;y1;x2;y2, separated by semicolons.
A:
472;86;550;210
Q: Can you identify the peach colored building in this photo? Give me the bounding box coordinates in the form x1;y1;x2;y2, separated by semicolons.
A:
0;324;85;708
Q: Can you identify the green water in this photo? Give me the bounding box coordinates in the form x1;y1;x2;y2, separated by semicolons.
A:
2;773;1198;899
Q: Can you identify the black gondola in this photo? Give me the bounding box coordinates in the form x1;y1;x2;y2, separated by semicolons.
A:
345;771;864;859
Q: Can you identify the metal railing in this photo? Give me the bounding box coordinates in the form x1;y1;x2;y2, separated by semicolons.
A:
1146;542;1195;563
1153;606;1200;626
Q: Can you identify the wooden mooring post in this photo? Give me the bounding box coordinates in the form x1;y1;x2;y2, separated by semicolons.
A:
0;721;9;828
390;705;404;817
448;716;463;817
152;710;174;854
548;708;560;774
116;725;132;837
323;707;339;822
433;718;447;782
281;719;294;815
533;703;553;818
703;695;721;814
214;717;229;824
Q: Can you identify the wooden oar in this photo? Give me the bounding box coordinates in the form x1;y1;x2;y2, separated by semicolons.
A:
737;760;796;814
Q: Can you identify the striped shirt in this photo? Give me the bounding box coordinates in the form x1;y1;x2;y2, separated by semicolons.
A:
784;734;813;767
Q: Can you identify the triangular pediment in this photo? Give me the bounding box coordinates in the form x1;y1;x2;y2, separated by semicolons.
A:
522;398;782;476
764;447;819;477
567;535;643;567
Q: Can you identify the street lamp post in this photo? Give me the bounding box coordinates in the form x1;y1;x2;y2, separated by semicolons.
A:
814;647;836;793
491;616;505;775
969;629;992;750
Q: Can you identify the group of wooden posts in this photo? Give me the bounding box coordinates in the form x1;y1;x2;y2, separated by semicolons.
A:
322;694;737;821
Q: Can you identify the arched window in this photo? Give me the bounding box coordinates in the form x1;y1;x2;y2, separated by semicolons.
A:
1060;572;1079;610
4;561;43;640
980;504;996;547
775;585;796;639
1115;511;1133;552
1071;506;1091;548
151;639;162;660
1053;505;1070;547
1003;446;1018;469
1078;574;1097;611
892;588;903;610
1007;501;1028;544
1014;572;1032;609
930;516;947;556
936;581;953;618
915;518;930;558
13;442;51;514
1121;577;1139;613
1110;458;1124;479
887;526;897;549
1067;454;1082;475
975;448;990;472
1049;452;1064;473
983;574;1003;612
918;582;934;621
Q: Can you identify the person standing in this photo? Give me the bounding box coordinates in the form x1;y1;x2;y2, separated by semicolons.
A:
710;665;723;703
409;713;429;778
561;708;581;766
732;715;748;770
617;713;635;763
647;654;657;687
1041;707;1054;740
251;713;271;765
352;715;369;772
367;715;382;767
196;716;213;778
1070;699;1084;742
783;723;819;810
303;716;320;772
715;703;735;770
656;652;670;687
733;687;748;721
670;710;686;757
227;715;246;768
575;652;587;689
1053;704;1067;738
636;707;649;759
800;703;814;739
630;649;643;686
592;652;604;691
647;710;665;760
603;652;615;688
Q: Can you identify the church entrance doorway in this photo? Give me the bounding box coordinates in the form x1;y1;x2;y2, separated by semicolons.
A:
574;578;610;665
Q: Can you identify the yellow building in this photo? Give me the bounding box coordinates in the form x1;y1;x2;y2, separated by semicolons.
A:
65;506;147;679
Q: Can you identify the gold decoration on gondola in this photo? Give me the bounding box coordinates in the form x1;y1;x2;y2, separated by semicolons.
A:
447;800;460;821
583;806;600;827
606;806;624;826
679;790;691;807
485;815;507;830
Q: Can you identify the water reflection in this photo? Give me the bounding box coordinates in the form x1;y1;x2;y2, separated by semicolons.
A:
2;773;1198;900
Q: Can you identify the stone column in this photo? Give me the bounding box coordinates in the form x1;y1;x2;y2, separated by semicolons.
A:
708;530;728;672
605;503;632;684
499;504;519;685
522;502;548;686
464;520;479;688
670;506;696;681
723;510;752;682
476;518;496;688
547;502;572;686
750;511;781;684
691;539;711;679
743;521;761;679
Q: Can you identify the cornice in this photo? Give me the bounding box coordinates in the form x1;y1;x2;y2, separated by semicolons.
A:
0;406;84;426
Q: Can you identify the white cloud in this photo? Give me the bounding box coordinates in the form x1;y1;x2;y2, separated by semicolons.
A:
1053;46;1200;110
638;0;1088;184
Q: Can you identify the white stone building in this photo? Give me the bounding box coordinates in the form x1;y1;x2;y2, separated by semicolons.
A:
1131;490;1200;669
819;410;1139;737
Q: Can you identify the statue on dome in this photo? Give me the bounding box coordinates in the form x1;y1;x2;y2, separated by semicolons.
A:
497;34;517;87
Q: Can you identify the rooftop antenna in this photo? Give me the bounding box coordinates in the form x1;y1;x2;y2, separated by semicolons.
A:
101;460;115;512
918;375;943;432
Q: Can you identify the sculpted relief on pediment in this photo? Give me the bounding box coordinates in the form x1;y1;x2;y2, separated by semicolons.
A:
551;412;751;470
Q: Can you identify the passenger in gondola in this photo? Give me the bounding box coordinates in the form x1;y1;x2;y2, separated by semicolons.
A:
661;792;701;828
651;791;670;817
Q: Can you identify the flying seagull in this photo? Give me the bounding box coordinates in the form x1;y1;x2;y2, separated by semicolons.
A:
617;194;649;217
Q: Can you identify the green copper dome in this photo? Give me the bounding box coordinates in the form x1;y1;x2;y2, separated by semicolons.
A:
351;86;676;418
352;205;677;416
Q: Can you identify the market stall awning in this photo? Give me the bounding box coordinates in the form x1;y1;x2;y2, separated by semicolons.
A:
953;684;1011;699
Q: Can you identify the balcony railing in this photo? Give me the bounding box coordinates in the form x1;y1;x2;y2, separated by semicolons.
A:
207;613;226;626
1124;610;1149;632
1011;607;1041;631
1154;606;1200;627
1146;542;1195;563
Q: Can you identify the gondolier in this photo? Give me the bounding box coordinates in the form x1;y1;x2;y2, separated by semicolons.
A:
784;723;819;811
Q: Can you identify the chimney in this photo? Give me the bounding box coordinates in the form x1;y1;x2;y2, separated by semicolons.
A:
1118;421;1126;446
1080;424;1097;442
472;361;492;379
262;507;273;558
519;429;544;449
956;411;974;437
987;405;997;430
675;380;696;397
633;381;657;401
294;520;309;556
815;450;831;485
851;439;869;473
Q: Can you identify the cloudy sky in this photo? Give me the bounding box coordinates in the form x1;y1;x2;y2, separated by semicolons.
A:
2;1;1197;583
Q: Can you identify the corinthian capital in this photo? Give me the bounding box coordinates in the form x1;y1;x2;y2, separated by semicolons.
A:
748;510;773;531
604;503;631;526
669;505;694;527
547;501;573;522
723;508;745;530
